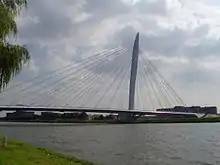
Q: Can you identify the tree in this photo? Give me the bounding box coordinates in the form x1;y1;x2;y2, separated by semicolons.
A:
0;0;30;91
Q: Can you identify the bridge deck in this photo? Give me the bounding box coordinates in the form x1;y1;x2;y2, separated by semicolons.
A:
0;106;199;116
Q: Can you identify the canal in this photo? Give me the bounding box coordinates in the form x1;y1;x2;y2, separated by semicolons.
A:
0;123;220;165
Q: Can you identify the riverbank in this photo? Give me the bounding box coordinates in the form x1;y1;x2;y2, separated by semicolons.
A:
1;117;220;124
0;136;95;165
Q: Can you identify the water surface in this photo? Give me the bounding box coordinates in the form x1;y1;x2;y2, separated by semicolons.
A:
0;122;220;165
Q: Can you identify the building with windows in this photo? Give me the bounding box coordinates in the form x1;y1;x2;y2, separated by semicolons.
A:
157;106;217;114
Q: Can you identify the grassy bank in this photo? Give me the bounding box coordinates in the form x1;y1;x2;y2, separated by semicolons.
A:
0;136;95;165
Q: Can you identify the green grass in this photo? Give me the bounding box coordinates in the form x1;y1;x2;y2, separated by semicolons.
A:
0;137;95;165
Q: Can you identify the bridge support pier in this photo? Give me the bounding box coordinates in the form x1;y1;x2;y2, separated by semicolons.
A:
118;113;135;122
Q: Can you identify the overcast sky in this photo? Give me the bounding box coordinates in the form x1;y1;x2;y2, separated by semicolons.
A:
4;0;220;110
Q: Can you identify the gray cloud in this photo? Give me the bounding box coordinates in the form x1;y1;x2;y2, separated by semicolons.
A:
84;0;130;18
173;63;220;84
18;0;79;41
182;38;220;58
140;25;211;57
2;0;220;110
136;0;167;15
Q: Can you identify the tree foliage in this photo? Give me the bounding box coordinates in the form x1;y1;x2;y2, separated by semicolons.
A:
0;0;29;91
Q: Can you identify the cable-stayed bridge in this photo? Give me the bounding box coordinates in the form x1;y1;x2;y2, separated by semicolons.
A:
0;33;199;120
